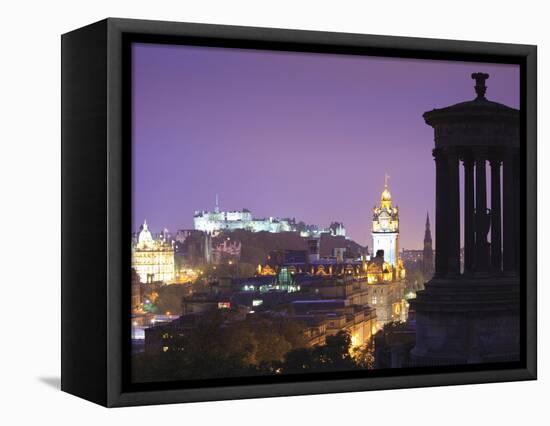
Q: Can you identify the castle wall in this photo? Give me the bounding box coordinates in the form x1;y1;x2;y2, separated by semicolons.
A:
194;210;295;234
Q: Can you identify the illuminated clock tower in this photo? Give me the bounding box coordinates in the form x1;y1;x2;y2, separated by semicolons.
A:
372;175;399;267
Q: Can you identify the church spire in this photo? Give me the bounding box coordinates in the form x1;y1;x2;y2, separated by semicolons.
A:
424;212;432;244
423;211;434;280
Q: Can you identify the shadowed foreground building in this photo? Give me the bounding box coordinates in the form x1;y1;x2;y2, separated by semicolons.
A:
144;299;376;355
410;73;520;365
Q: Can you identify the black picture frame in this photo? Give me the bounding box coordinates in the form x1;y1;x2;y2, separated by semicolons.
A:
61;17;537;407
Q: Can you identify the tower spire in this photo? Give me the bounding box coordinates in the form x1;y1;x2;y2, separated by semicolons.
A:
423;211;434;280
424;212;432;244
380;174;392;208
372;174;399;268
215;194;220;213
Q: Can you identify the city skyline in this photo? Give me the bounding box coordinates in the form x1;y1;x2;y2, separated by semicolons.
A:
132;43;519;249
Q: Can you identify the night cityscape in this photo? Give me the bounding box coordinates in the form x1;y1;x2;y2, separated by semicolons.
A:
130;43;521;383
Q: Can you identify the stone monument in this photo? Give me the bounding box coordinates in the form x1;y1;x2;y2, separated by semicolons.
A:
410;73;520;365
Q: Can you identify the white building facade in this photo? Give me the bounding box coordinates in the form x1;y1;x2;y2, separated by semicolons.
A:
132;220;175;284
372;179;400;267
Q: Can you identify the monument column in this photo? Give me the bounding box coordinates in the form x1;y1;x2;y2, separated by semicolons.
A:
513;148;521;271
503;147;517;273
463;152;475;274
446;147;461;276
474;151;490;271
433;148;448;277
490;156;502;271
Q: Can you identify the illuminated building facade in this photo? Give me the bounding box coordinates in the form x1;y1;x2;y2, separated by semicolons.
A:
132;220;175;284
131;268;142;314
401;249;423;263
372;176;399;268
364;250;407;326
144;302;376;355
290;300;377;348
212;238;242;264
369;178;407;327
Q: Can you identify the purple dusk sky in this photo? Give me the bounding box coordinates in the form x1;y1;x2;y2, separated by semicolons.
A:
131;43;519;249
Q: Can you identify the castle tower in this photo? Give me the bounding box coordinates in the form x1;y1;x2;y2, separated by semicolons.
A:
372;174;399;267
422;212;434;280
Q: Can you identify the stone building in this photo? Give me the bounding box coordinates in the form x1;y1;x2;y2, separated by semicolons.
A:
132;220;175;284
290;300;377;348
364;250;407;326
131;268;141;314
212;238;242;264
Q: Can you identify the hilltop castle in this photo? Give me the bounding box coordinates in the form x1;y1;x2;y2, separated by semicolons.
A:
193;195;294;234
193;195;347;238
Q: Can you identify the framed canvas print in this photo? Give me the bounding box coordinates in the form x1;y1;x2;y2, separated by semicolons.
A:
61;18;537;407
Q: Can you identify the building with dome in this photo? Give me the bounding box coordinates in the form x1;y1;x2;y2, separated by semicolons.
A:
372;175;400;268
132;220;175;284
